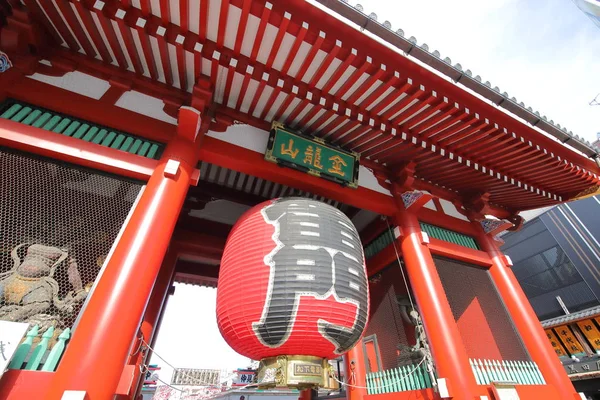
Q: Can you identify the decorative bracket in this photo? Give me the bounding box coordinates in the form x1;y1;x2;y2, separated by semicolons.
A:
480;217;513;237
393;161;416;190
399;189;433;211
177;106;203;142
506;214;524;231
0;51;13;73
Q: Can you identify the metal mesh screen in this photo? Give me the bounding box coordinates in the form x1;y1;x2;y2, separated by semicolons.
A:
434;257;530;361
363;264;412;371
0;148;142;343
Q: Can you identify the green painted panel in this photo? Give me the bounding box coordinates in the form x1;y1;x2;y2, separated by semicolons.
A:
1;103;22;119
364;221;478;259
0;99;164;160
22;109;43;125
265;123;359;187
52;118;72;134
73;124;89;139
102;131;117;146
420;222;479;250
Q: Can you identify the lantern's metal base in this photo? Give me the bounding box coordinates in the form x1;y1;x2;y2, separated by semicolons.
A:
256;355;331;389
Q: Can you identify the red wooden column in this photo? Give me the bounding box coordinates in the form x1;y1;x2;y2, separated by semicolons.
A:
393;188;479;399
344;343;367;400
47;107;206;400
475;223;579;400
127;250;178;400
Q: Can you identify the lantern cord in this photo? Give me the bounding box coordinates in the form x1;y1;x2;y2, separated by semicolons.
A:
384;218;416;312
328;356;427;390
138;336;246;389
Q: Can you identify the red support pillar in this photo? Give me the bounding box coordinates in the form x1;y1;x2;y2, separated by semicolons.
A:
298;389;312;400
394;206;479;399
47;108;205;400
344;342;367;400
475;224;579;400
127;250;178;400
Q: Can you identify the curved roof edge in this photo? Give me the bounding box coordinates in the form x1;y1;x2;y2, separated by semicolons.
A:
315;0;600;160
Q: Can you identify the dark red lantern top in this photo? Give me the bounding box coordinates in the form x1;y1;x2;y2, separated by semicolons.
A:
217;198;369;360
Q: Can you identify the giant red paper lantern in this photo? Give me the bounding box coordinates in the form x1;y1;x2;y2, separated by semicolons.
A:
217;198;369;361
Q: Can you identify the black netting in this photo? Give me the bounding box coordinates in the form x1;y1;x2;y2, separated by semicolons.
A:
0;148;142;343
434;257;530;361
363;264;413;371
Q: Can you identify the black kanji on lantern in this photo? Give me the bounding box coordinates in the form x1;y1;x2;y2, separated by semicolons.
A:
251;198;368;353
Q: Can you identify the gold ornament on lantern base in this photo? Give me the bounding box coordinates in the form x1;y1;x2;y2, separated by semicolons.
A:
257;355;332;389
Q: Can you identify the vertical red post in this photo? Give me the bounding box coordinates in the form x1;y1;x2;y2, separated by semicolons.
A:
298;389;312;400
395;207;479;399
47;108;204;400
344;342;367;400
127;250;178;400
475;224;579;400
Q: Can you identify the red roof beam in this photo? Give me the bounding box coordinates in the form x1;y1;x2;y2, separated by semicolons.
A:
232;0;252;54
408;102;463;136
332;55;373;99
53;0;98;58
294;29;327;81
71;1;114;63
34;0;81;51
90;1;129;69
344;62;388;106
22;0;64;46
132;15;158;80
421;112;478;141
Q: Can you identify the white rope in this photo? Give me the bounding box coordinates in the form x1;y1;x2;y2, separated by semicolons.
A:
329;357;427;390
384;218;416;311
139;336;251;389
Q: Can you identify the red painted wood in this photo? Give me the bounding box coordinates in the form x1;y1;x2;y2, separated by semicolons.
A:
198;136;397;216
216;0;229;48
36;0;81;51
249;5;272;61
0;118;156;181
233;0;252;54
54;0;98;58
198;0;209;41
0;370;53;400
395;205;479;400
134;24;158;80
345;344;368;400
114;12;144;75
363;389;438;400
179;0;190;32
476;225;580;400
5;76;176;142
176;41;187;90
47;133;200;399
156;33;174;86
93;5;129;68
72;1;114;63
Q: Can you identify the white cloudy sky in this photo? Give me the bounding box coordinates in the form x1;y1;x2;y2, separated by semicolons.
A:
355;0;600;143
150;0;600;383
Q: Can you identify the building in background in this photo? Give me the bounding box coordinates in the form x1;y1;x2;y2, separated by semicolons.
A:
573;0;600;29
502;195;600;397
593;133;600;149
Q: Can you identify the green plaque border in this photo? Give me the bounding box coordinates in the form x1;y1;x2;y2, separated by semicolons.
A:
264;121;360;189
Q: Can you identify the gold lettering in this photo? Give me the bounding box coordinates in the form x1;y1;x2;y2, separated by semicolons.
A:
281;139;299;159
304;146;314;165
314;148;323;169
328;155;348;177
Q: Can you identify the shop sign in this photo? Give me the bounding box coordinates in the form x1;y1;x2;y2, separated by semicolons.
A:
265;122;359;188
232;369;256;386
0;321;29;378
564;359;600;375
